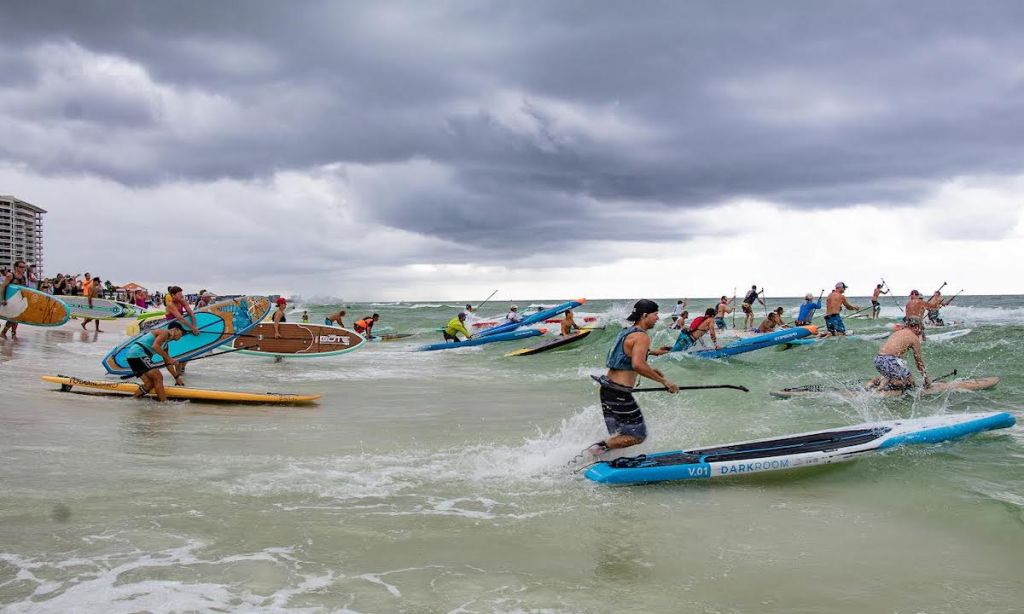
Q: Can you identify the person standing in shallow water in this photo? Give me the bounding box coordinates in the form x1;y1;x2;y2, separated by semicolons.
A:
587;299;678;456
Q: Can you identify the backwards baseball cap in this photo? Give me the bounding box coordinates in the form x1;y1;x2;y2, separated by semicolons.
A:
626;299;659;322
910;289;920;296
804;293;813;300
835;282;848;289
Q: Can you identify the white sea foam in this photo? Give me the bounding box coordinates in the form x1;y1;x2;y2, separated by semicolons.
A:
0;539;342;614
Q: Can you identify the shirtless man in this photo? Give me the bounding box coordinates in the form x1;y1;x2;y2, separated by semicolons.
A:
324;309;347;327
756;308;788;333
671;308;721;352
740;285;764;330
925;291;952;326
870;317;930;391
715;296;734;330
870;283;889;319
587;300;678;456
821;282;861;337
561;309;583;336
904;290;928;320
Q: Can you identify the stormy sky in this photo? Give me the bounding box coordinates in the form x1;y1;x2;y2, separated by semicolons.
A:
2;1;1022;299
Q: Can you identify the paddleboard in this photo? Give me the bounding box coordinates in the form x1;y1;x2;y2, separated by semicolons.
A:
61;295;125;320
506;329;592;356
370;333;415;342
928;328;972;343
234;323;365;357
770;376;999;399
113;301;139;317
0;284;70;326
584;412;1015;485
887;320;960;331
42;375;320;404
671;326;816;360
418;327;545;351
475;299;585;338
137;310;166;320
102;296;271;375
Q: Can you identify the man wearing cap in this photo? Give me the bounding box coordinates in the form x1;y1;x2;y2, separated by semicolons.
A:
505;305;523;324
795;293;822;326
587;299;679;456
821;282;861;337
740;285;764;330
870;317;930;391
905;290;929;321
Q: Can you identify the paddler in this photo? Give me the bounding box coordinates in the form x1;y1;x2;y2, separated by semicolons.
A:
925;290;952;326
79;276;105;332
561;309;583;336
443;312;473;343
164;286;199;335
505;305;523;324
671;307;721;352
324;309;347;328
756;307;788;333
870;283;889;319
820;282;861;337
669;299;688;329
272;297;288;338
0;260;29;339
714;296;734;330
869;316;930;391
353;313;380;339
301;311;309;323
794;293;822;326
740;285;764;330
587;299;678;456
126;321;186;399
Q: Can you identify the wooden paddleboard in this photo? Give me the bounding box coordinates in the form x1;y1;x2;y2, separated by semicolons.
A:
42;375;320;404
506;329;592;356
771;377;999;399
1;284;70;326
234;323;365;357
61;295;125;319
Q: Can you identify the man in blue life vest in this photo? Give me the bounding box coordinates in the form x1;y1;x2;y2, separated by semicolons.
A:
587;299;679;456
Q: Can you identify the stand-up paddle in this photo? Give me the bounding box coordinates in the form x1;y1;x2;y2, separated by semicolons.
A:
591;375;748;393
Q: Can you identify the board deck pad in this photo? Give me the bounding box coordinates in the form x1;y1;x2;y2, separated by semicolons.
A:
42;375;320;404
1;284;70;326
235;323;365;357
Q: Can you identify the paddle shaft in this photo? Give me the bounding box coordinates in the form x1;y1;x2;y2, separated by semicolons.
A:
881;277;903;312
475;289;499;311
732;287;737;328
119;345;256;379
633;384;750;393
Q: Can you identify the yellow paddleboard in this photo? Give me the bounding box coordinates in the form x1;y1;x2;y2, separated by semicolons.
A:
42;375;321;405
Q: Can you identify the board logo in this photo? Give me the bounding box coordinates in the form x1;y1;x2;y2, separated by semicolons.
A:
318;335;351;345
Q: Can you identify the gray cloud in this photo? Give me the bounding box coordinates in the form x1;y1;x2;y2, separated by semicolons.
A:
2;0;1023;266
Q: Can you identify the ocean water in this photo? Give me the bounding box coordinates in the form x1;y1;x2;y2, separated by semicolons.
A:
1;296;1022;612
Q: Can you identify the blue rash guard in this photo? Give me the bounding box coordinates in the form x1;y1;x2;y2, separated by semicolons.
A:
606;326;643;370
796;301;821;324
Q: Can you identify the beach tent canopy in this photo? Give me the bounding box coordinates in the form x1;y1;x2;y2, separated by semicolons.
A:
120;282;148;292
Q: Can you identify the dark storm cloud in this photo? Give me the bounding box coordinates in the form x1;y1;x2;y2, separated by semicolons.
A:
2;0;1023;256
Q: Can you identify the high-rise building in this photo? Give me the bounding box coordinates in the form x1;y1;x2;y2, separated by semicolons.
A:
0;196;46;274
